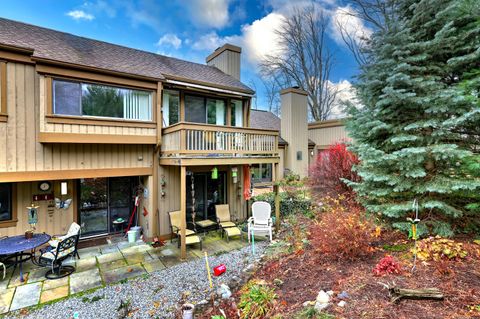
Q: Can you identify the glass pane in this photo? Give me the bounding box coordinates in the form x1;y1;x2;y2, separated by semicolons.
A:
231;100;243;127
79;178;108;236
185;95;206;123
186;174;206;222
262;164;272;181
207;98;226;125
206;172;226;220
0;183;12;222
163;90;180;126
81;84;124;118
109;177;133;233
53;80;81;116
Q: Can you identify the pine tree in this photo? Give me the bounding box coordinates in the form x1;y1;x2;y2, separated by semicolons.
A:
347;0;480;236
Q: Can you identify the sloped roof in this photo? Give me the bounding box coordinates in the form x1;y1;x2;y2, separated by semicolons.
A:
0;18;253;93
250;109;315;146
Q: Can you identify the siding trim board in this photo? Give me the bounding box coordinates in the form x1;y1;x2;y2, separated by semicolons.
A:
0;167;153;183
0;61;6;122
38;132;157;144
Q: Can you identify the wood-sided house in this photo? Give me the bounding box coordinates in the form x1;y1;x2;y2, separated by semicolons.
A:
0;18;286;259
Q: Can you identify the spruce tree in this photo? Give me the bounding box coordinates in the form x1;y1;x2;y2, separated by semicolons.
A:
347;0;480;236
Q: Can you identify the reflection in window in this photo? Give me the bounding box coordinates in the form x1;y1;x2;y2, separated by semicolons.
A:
162;90;180;126
251;164;272;183
231;100;243;127
0;183;12;222
185;94;225;125
53;79;153;121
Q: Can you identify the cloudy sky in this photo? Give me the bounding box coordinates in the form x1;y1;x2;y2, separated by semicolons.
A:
2;0;370;114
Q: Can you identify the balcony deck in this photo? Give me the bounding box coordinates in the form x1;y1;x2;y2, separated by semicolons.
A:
160;122;279;165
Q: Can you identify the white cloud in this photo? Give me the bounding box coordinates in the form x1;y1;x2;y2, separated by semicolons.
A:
330;6;373;47
157;33;182;50
186;0;232;29
192;32;241;51
66;10;95;21
328;80;358;119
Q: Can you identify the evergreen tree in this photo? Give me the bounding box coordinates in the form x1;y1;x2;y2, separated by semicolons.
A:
347;0;480;236
82;85;123;118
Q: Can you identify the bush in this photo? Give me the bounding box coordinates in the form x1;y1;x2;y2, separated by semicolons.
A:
253;192;311;217
373;255;402;276
238;281;277;319
414;236;468;261
310;196;377;260
308;142;360;199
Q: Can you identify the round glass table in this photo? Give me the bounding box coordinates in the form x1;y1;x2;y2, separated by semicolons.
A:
0;233;51;282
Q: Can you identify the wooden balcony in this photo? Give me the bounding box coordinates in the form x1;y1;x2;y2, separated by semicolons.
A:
160;122;279;165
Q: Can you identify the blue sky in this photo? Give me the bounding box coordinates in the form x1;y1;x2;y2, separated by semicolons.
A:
1;0;369;110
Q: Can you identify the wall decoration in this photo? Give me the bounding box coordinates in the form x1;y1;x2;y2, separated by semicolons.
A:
38;181;51;192
26;203;39;229
55;198;72;210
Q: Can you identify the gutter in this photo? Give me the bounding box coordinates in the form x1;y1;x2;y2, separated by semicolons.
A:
165;79;254;97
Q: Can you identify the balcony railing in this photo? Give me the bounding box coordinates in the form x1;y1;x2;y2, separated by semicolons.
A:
161;122;279;157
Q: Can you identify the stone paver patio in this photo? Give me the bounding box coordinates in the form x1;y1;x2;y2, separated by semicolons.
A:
0;231;247;314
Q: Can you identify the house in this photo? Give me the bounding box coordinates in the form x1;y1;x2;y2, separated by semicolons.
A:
0;18;286;259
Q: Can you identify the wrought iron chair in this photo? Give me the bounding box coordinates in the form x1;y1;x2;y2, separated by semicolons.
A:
39;234;79;279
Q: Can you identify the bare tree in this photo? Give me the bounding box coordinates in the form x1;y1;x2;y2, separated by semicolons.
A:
261;76;281;116
335;0;399;65
260;5;338;121
247;79;258;109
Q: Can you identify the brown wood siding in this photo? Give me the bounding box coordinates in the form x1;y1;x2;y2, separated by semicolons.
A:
308;125;350;150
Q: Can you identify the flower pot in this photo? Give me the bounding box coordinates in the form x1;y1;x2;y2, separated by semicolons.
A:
25;231;33;239
182;303;194;319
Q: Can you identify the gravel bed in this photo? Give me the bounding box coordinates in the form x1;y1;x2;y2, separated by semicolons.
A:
4;243;267;319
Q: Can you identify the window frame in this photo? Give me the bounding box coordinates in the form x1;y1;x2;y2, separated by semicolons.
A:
49;76;155;124
0;61;7;122
0;183;17;228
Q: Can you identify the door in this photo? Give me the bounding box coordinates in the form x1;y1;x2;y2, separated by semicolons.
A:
78;177;136;237
186;171;226;223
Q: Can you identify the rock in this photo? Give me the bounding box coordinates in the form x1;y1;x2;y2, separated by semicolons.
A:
338;291;349;300
194;299;210;314
303;300;315;307
338;300;346;307
216;284;232;299
314;290;330;312
229;276;242;289
273;278;284;286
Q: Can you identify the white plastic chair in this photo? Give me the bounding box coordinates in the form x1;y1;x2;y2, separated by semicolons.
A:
248;201;273;242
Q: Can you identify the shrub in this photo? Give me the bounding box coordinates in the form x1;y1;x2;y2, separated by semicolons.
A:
414;236;468;261
309;196;377;260
253;192;311;217
373;255;402;276
238;281;277;319
308;142;360;199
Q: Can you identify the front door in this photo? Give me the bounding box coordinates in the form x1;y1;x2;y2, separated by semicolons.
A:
78;177;136;237
186;171;226;223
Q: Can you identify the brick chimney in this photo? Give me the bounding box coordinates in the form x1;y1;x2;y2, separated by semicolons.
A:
280;87;309;178
206;44;241;80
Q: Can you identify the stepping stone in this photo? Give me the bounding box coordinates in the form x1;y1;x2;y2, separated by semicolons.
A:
97;252;123;264
70;269;102;295
102;264;146;285
0;288;15;314
8;273;29;288
117;241;135;250
124;252;154;265
76;257;97;272
78;247;101;259
27;268;48;283
100;245;120;255
99;259;127;271
40;285;69;303
142;260;166;273
43;277;69;290
10;282;42;311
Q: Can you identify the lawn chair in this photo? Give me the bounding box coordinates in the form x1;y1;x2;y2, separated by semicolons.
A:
168;211;202;250
39;234;79;279
215;204;242;242
47;222;81;259
248;201;273;242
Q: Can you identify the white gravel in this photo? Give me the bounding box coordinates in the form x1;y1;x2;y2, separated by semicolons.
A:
4;243;267;319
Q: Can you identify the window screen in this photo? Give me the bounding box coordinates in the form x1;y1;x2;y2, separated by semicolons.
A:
185;95;206;123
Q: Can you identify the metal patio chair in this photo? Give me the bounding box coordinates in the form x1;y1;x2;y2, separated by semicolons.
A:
39;234;79;279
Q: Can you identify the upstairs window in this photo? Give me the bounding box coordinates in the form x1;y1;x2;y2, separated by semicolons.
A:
251;164;272;184
53;79;153;121
0;183;13;223
185;94;226;125
162;90;180;126
230;99;243;127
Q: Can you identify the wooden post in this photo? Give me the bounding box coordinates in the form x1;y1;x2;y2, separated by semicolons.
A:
274;183;280;232
180;166;187;260
151;151;159;238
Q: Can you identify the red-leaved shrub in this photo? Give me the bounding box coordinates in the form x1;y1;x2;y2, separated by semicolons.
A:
373;255;402;276
309;196;377;260
308;142;360;199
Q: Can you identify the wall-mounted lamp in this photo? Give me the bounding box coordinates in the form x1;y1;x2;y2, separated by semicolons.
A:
60;181;68;195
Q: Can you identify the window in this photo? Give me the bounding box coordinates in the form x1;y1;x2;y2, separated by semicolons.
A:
162;90;180;126
53;79;153;121
231;99;243;127
0;183;13;223
185;94;226;125
251;164;272;183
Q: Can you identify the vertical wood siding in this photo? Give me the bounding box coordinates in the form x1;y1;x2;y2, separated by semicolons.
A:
308;125;349;150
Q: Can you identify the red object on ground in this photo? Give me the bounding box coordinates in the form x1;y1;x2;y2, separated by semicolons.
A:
213;264;226;276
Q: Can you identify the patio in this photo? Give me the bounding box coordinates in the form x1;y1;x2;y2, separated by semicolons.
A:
0;232;247;314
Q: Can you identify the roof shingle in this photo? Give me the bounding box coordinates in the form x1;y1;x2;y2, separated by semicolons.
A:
0;18;253;93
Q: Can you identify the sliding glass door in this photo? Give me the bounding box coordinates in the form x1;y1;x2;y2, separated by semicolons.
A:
186;172;227;223
78;177;136;237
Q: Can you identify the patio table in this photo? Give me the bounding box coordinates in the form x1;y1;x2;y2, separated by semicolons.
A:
0;233;51;282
